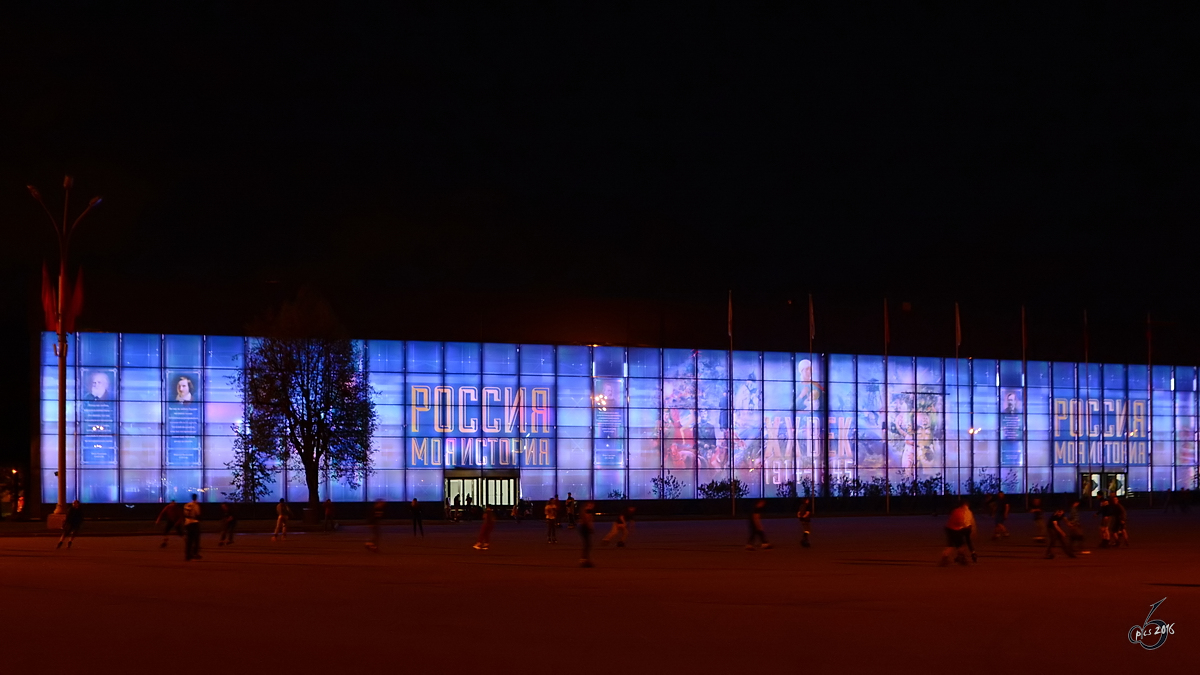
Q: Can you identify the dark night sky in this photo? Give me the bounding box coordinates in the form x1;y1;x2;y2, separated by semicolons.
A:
2;2;1199;464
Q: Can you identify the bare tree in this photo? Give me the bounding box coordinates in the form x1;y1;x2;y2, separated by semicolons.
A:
229;291;376;513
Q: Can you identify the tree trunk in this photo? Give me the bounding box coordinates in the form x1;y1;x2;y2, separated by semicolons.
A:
304;462;322;524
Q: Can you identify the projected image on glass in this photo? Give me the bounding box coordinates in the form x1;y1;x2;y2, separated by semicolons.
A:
79;367;117;465
37;333;1200;503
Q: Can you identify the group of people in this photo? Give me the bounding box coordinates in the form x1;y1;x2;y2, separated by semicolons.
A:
744;497;814;550
50;489;1142;568
940;491;1132;565
153;496;238;560
470;496;599;566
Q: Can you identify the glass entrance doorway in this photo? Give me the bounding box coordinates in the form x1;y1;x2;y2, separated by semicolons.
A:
445;475;517;510
1081;472;1127;498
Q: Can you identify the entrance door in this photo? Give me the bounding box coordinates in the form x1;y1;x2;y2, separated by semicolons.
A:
1081;472;1127;498
445;478;479;510
482;477;515;507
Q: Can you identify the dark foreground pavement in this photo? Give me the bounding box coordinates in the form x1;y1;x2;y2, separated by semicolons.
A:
3;511;1197;673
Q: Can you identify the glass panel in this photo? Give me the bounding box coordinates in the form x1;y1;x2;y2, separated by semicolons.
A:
763;352;791;381
888;356;914;385
697;350;727;379
205;436;236;469
122;334;161;368
165;470;204;502
483;343;517;375
557;377;592;407
663;349;695;377
367;340;405;372
557;470;591;500
80;470;118;503
407;341;441;373
204;369;240;403
369;470;407;501
556;345;590;376
206;336;245;369
520;344;556;375
594;469;624;499
628;379;661;408
120;435;160;469
763;381;792;410
520;470;555;501
998;360;1023;387
120;368;161;402
627;347;660;378
732;351;760;384
330;478;364;502
628;470;657;499
370;373;404;406
1027;361;1050;387
444;342;480;374
122;470;161;503
972;360;997;386
165;335;202;368
593;346;625;378
829;354;855;382
79;333;118;367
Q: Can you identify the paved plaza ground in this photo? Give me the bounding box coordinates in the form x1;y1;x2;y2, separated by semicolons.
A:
3;509;1197;673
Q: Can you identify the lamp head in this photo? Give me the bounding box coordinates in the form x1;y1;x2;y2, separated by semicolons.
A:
26;185;41;200
63;176;74;189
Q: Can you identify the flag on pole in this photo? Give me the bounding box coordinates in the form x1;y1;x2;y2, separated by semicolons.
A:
1083;309;1089;363
808;293;815;342
65;267;83;334
40;262;57;332
1021;305;1027;358
1147;312;1152;366
883;298;890;347
954;302;961;349
727;290;733;339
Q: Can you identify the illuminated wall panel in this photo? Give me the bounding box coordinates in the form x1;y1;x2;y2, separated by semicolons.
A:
37;332;1200;503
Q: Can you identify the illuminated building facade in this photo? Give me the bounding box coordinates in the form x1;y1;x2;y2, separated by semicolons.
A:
37;332;1199;505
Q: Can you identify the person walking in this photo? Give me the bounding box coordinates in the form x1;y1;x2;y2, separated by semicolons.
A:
1067;498;1087;555
272;498;292;542
155;499;184;548
411;498;424;537
183;494;202;561
1097;496;1112;548
746;499;771;550
796;498;813;548
365;498;385;552
602;506;634;547
322;498;336;532
544;499;558;543
565;493;577;528
218;502;237;546
474;506;495;550
962;499;978;562
939;498;974;566
1030;497;1046;544
1109;495;1130;547
1044;504;1076;559
579;501;595;568
990;490;1010;540
56;499;83;549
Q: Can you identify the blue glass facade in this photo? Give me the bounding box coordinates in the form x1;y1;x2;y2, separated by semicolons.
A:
38;332;1200;503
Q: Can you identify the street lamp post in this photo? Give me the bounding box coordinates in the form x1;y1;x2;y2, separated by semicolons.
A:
27;176;101;526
